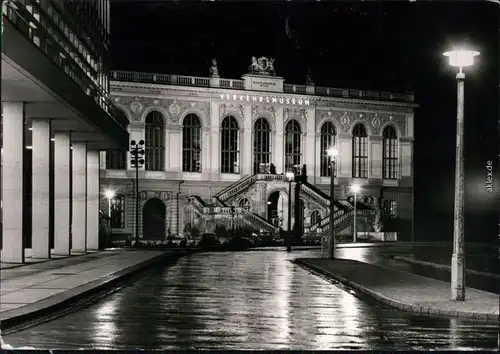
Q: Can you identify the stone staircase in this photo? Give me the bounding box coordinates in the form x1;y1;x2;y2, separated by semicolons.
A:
186;173;378;239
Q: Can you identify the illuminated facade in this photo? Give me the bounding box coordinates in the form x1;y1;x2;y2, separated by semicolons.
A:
102;57;417;241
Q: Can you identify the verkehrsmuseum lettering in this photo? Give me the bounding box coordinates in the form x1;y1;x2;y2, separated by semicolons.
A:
219;93;311;106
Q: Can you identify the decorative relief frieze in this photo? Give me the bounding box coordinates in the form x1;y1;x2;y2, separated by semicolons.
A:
111;95;209;124
139;190;171;201
251;105;276;123
220;103;244;120
284;108;307;123
316;109;406;135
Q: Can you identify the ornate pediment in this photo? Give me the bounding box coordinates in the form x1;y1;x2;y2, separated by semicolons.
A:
248;56;276;76
139;190;171;201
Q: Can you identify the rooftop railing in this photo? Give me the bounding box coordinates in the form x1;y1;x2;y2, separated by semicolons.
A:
111;70;415;103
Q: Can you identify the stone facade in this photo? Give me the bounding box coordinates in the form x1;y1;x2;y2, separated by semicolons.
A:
101;63;416;241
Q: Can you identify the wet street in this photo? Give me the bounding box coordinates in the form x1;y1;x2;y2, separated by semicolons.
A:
3;246;498;351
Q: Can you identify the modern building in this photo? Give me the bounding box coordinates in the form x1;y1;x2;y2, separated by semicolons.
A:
102;57;417;242
1;0;129;263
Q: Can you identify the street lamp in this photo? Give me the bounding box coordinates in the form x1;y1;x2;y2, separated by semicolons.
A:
443;48;479;301
130;139;145;248
104;189;116;217
350;184;361;243
285;170;294;252
326;146;338;259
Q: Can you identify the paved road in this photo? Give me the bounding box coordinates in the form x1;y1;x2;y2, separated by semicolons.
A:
3;248;498;350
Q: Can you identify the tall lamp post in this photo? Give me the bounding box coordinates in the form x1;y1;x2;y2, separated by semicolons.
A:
350;184;361;243
104;189;116;247
443;48;479;301
285;171;294;252
326;147;338;259
130;140;145;248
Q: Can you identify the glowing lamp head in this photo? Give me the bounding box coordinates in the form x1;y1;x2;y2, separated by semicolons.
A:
443;49;479;68
285;171;294;180
350;184;361;194
104;189;116;200
326;147;339;158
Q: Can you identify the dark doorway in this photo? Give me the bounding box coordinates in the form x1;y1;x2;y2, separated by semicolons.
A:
296;199;305;234
143;198;166;240
267;191;280;227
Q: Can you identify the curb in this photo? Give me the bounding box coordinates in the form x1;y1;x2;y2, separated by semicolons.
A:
293;259;499;322
0;250;194;332
392;256;500;280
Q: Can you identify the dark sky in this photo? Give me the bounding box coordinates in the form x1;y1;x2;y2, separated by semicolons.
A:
111;1;499;242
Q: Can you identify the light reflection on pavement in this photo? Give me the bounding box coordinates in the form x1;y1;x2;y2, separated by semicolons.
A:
3;247;498;350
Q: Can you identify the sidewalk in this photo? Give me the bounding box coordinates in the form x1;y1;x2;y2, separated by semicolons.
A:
392;255;500;279
0;249;189;331
294;258;499;322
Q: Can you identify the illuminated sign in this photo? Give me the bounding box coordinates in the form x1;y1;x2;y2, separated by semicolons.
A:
219;93;310;106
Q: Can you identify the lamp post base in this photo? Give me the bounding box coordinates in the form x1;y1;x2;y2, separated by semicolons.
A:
451;253;466;301
321;236;335;259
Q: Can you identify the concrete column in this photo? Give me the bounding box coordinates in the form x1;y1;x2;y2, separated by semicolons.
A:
86;150;100;250
31;119;51;259
53;131;71;255
1;102;25;263
71;142;87;253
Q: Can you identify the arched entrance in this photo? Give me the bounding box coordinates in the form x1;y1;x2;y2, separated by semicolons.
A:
143;198;166;240
267;191;280;227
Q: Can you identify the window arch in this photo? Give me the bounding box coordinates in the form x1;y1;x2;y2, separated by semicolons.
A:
253;118;271;174
383;126;398;179
352;123;368;178
310;210;321;225
106;150;126;170
182;114;202;172
285;120;302;172
145;111;165;171
239;197;251;211
109;194;125;228
221;116;240;174
320;121;337;177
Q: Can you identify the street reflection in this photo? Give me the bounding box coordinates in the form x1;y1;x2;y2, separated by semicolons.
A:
3;248;499;350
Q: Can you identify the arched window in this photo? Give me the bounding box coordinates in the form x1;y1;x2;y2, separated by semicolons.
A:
109;194;125;228
352;123;368;178
320;121;337;177
253;118;271;174
182;114;202;172
145;111;165;171
383;126;398;179
221;116;240;174
239;197;251;211
105;150;126;170
310;210;321;225
285;120;302;172
383;199;397;218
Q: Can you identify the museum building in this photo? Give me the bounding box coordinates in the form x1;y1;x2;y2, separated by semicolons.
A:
101;57;417;242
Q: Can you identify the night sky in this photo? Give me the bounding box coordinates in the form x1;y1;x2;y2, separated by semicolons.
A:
111;1;499;243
